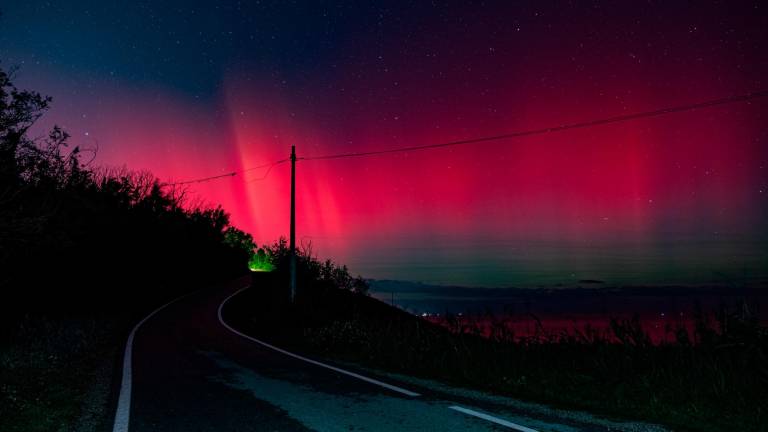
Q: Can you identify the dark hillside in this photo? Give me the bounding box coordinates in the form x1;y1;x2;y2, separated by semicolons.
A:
226;270;768;432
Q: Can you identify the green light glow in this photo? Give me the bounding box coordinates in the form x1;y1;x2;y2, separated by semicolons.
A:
248;248;274;272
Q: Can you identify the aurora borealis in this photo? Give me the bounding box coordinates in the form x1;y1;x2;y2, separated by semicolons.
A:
2;1;766;286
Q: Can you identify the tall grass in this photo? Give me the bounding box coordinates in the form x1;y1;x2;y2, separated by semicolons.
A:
229;276;768;432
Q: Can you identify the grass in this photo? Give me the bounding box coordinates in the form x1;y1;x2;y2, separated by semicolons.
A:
0;281;223;432
0;315;117;432
226;273;768;432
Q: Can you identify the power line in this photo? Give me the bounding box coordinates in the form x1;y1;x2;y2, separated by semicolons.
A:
162;171;236;186
245;159;288;183
243;158;290;174
161;89;767;185
161;159;289;186
301;89;768;161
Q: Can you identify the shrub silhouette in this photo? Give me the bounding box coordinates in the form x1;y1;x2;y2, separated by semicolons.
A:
262;237;369;296
0;63;250;323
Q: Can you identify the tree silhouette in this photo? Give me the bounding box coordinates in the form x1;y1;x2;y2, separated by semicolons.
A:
0;65;52;187
0;62;250;321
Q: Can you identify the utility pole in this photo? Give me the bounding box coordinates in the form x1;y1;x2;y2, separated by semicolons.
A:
289;145;297;303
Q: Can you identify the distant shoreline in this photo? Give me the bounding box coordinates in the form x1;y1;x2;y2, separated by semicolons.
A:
368;279;768;316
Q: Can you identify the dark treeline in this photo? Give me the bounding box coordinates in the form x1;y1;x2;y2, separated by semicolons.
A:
0;64;253;320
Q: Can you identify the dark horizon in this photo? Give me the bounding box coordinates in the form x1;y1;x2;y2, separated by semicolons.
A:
367;278;768;314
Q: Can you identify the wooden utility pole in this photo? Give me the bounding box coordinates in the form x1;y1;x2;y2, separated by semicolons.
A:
289;145;297;302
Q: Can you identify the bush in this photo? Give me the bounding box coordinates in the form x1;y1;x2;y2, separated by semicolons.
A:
263;237;369;296
0;62;253;431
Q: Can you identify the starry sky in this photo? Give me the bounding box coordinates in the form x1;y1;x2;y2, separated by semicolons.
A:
2;1;767;287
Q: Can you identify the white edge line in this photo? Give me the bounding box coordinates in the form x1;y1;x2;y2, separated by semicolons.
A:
112;292;195;432
450;406;540;432
217;286;421;398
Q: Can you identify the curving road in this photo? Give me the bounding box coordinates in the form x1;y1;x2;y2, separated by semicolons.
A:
114;277;668;432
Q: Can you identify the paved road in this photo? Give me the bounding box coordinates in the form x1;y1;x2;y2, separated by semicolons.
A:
119;277;667;432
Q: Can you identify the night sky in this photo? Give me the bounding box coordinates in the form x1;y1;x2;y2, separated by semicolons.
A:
2;1;767;286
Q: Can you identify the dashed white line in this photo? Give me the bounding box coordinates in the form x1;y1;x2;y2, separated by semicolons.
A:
112;292;193;432
217;287;421;397
450;406;541;432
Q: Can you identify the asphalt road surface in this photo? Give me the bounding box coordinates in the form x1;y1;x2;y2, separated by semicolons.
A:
115;277;668;432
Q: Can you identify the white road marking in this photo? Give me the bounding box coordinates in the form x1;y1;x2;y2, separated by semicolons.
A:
112;292;193;432
450;406;540;432
218;287;422;397
114;283;543;432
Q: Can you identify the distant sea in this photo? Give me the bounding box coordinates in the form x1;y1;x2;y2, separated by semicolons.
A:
368;279;766;314
368;279;768;342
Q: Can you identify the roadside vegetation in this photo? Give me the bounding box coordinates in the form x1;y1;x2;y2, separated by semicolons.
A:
0;64;255;431
226;247;768;432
